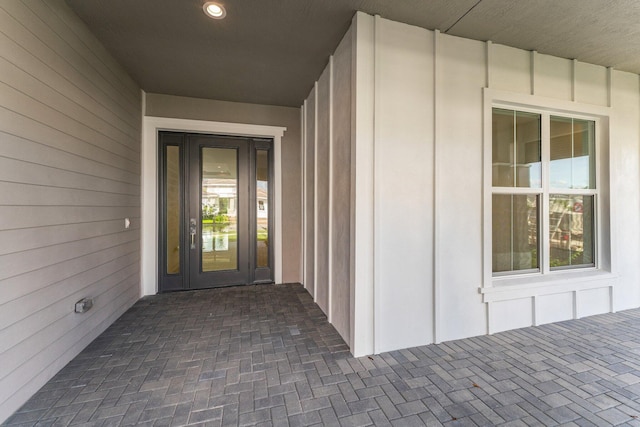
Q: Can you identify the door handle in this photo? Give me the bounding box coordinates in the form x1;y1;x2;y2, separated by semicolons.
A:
190;218;197;249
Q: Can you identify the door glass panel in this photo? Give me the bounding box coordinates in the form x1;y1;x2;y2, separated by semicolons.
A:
166;145;180;274
256;150;269;268
201;147;238;272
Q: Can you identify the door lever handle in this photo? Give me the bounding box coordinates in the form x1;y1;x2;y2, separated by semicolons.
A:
189;218;197;249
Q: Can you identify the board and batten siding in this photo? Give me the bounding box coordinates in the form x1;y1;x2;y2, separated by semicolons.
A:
304;12;640;356
301;27;353;346
0;0;142;422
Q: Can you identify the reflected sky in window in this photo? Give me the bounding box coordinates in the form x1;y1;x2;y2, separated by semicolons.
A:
550;156;591;189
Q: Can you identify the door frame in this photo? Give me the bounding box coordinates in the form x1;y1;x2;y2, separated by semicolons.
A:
142;116;286;296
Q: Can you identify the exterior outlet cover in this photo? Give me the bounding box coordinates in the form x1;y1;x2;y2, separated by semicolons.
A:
75;298;93;313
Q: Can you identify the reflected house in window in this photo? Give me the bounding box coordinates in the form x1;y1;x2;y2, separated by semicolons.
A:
256;150;270;268
548;195;594;268
202;157;237;263
491;108;597;275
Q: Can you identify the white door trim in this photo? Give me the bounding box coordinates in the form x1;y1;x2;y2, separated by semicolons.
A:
141;116;286;296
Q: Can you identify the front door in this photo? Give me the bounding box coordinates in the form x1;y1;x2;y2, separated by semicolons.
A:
158;132;273;292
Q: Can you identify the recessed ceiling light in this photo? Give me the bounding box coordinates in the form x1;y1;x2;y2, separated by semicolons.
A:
203;2;226;19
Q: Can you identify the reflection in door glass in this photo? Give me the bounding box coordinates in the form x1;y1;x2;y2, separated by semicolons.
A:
166;145;180;274
256;150;269;268
201;147;238;272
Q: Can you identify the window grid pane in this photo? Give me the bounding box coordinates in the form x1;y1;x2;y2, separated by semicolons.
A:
516;111;541;188
492;194;539;273
549;194;595;269
550;116;595;190
492;108;515;187
492;108;541;188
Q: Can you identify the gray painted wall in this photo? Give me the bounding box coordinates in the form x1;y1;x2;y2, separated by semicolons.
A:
0;0;142;422
145;93;302;283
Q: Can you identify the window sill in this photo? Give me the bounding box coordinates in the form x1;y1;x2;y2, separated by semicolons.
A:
480;269;617;303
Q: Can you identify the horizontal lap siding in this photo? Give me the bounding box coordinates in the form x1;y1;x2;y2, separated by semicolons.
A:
0;0;141;422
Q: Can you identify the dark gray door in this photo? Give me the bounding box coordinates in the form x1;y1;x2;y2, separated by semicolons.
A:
158;132;273;292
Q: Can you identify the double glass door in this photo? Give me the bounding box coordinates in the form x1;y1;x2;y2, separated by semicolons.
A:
159;132;273;292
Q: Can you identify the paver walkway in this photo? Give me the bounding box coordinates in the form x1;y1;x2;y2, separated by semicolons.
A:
4;283;640;426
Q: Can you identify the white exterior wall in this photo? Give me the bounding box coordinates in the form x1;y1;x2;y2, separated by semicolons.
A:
436;33;487;341
330;29;353;344
609;71;640;310
301;28;354;344
0;0;142;422
372;17;434;352
304;12;640;356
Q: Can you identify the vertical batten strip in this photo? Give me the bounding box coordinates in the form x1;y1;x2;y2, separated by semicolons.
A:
532;296;538;326
573;290;579;319
485;40;492;88
328;55;334;322
572;59;578;101
301;101;307;288
607;67;613;108
313;82;319;301
610;285;615;313
372;14;382;353
487;302;494;334
433;29;441;344
531;50;537;95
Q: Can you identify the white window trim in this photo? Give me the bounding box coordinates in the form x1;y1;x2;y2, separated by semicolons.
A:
481;88;617;302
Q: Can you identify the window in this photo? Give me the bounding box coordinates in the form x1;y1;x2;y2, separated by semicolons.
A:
491;107;597;276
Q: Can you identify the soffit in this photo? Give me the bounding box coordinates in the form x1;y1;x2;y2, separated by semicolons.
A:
64;0;640;107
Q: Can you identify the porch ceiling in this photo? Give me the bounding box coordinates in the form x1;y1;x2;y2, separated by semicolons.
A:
65;0;640;107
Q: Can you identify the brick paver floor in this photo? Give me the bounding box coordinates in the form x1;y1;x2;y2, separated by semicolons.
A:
5;283;640;426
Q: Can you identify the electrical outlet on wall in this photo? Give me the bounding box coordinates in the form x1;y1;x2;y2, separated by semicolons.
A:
75;298;93;313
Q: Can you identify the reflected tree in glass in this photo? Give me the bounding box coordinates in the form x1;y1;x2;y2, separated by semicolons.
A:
549;195;594;268
201;147;238;272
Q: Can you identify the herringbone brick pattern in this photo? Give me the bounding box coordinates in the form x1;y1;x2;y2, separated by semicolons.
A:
5;284;640;426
